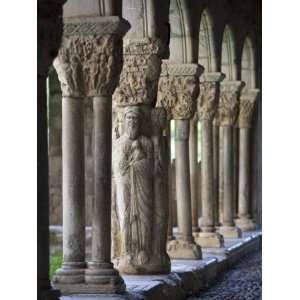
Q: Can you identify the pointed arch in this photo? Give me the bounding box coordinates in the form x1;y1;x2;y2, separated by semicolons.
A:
241;36;256;89
198;9;217;72
221;24;237;80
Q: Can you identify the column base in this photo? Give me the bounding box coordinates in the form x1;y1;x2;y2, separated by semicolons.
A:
117;253;171;275
217;226;242;239
194;232;224;248
85;262;125;292
38;287;60;300
52;262;86;284
167;239;202;260
235;218;257;232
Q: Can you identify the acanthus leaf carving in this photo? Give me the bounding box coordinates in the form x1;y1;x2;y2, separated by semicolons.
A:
218;81;245;126
238;89;260;128
54;34;123;98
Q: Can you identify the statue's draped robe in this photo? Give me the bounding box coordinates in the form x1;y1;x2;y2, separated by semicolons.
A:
112;135;153;261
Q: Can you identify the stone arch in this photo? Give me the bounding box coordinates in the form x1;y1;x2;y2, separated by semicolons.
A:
241;35;256;89
221;24;237;80
198;8;217;72
168;0;192;63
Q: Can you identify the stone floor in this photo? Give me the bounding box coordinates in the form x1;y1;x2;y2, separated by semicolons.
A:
188;250;262;300
60;231;261;300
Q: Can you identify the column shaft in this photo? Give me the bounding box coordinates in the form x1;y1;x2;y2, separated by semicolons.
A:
218;126;224;223
238;128;250;217
62;96;85;273
92;96;112;262
166;122;175;240
233;127;239;218
176;120;193;241
189;119;199;232
235;127;256;232
201;120;214;231
213;124;219;225
222;126;234;226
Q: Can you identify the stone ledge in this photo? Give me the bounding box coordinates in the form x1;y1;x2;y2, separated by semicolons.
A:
60;231;261;300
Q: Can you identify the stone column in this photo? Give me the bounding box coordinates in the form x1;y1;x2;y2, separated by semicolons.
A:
157;63;203;259
37;1;65;299
52;16;130;294
52;39;86;289
194;73;225;248
212;117;220;226
189;116;200;233
235;89;260;232
112;38;170;274
218;126;224;224
217;81;244;239
83;19;130;294
166;122;175;241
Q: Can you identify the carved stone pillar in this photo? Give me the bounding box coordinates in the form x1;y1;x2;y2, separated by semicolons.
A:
157;63;203;259
235;89;260;232
37;1;65;299
194;73;225;248
112;38;170;274
189;115;200;233
217;81;244;239
52;16;130;294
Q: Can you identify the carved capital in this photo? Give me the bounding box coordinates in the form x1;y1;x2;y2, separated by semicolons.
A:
53;16;130;98
198;72;225;121
113;38;165;106
37;0;66;76
157;63;203;120
218;81;245;126
238;89;260;128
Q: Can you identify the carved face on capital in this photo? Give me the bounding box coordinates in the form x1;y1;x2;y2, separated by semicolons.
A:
124;108;141;140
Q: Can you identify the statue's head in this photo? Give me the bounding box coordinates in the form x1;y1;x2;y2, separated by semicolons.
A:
123;106;141;140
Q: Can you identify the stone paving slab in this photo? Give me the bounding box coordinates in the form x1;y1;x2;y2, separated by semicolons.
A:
60;231;261;300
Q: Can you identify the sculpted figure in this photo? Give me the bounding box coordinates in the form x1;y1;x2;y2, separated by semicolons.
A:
112;106;154;272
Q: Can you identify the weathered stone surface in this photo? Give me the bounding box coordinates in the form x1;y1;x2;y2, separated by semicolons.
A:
194;232;224;248
157;63;203;120
112;105;170;274
167;240;202;260
57;232;261;300
218;226;242;239
113;38;165;107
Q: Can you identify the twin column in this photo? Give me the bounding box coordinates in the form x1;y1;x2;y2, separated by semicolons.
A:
52;16;130;294
157;63;203;259
235;89;260;232
194;73;225;248
217;81;244;238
